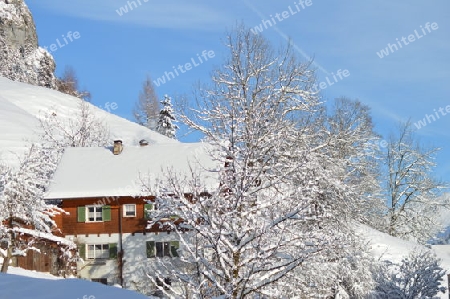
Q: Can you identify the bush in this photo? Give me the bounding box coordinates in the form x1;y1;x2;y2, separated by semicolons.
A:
372;249;446;299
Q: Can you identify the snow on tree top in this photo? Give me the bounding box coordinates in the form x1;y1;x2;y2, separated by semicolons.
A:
44;142;219;199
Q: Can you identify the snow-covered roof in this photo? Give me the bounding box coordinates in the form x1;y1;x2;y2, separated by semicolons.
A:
45;142;220;199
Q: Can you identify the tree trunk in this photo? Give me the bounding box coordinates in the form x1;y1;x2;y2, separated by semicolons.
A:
1;248;11;273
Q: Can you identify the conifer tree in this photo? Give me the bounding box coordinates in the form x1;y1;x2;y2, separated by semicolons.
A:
156;95;178;139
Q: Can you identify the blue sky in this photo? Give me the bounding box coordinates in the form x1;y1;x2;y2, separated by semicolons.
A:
25;0;450;178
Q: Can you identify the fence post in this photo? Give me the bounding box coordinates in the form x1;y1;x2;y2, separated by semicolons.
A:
447;273;450;299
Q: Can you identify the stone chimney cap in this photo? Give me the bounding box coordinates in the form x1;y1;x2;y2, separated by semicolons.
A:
113;140;123;155
139;139;149;146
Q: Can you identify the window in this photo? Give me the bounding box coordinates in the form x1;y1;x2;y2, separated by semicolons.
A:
78;205;111;222
80;243;117;260
91;278;108;285
87;206;103;222
144;203;154;219
123;204;136;217
156;277;171;290
146;241;179;258
87;244;109;259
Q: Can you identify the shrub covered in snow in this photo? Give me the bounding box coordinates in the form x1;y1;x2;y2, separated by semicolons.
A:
372;248;446;299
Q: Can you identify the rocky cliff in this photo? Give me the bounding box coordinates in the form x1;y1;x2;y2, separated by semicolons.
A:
0;0;57;88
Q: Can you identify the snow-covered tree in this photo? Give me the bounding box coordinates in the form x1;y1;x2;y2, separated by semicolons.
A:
383;121;448;243
374;249;446;298
0;144;73;273
39;100;110;150
156;95;178;139
325;97;385;228
56;66;91;101
139;25;376;298
133;76;160;130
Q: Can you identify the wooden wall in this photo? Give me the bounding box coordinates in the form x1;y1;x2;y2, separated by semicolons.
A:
57;196;156;236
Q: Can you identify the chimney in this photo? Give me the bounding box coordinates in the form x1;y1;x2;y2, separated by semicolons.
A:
139;139;149;147
113;140;123;155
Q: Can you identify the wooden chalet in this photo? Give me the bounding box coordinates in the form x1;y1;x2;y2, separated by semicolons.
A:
44;140;218;290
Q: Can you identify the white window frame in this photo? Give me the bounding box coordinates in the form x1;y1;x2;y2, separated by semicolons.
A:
87;244;109;260
156;241;171;258
147;241;179;258
123;204;136;217
86;205;103;222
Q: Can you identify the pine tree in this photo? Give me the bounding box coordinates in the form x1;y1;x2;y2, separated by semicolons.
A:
156;95;178;139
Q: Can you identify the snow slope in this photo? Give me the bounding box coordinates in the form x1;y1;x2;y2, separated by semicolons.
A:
358;224;450;298
0;76;176;168
0;273;149;299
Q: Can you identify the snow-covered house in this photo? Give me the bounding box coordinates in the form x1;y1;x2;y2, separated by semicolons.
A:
44;141;218;289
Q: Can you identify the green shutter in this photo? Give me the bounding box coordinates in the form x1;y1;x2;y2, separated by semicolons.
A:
77;206;85;222
109;243;118;259
144;204;153;219
102;205;111;221
146;241;155;258
170;241;179;257
78;244;86;260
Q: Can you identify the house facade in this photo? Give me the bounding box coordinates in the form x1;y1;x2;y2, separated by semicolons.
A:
44;141;218;292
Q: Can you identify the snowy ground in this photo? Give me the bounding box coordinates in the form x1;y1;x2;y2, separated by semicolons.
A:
0;267;150;299
1;227;449;298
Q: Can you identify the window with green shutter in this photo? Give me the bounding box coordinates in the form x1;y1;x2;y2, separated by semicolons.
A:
78;243;86;260
109;243;118;259
144;204;153;219
77;206;86;222
146;241;155;258
170;241;179;257
102;205;111;221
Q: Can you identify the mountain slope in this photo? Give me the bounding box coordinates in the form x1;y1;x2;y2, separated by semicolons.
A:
0;76;176;167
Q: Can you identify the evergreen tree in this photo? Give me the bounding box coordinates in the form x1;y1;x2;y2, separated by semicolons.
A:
156;95;178;139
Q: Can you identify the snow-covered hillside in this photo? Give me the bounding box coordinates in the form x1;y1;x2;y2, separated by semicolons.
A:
0;76;176;167
0;268;149;299
358;224;450;299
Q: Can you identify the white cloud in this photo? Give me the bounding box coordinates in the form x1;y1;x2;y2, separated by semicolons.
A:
27;0;234;31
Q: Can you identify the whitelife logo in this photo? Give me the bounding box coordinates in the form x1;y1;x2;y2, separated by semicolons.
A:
311;69;350;93
376;22;439;58
251;0;313;34
42;31;81;54
414;105;450;130
116;0;149;16
153;50;215;87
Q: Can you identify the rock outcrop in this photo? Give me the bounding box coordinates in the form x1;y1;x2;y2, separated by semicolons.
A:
0;0;57;88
